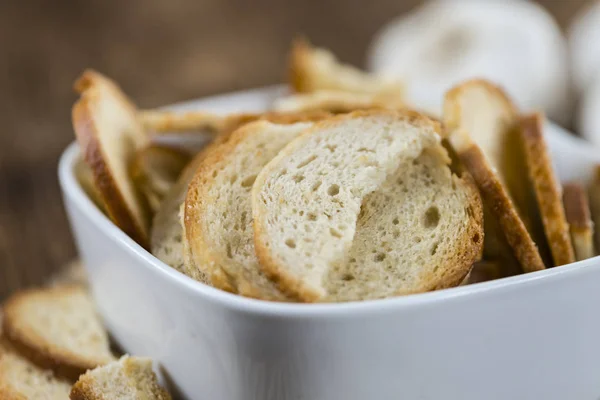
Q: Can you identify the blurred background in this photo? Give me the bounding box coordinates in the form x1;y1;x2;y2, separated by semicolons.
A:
0;0;594;300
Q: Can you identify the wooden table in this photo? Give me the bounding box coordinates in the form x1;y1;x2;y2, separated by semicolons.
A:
0;0;592;300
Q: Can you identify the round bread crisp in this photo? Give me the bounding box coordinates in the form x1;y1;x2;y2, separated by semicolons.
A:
72;70;151;248
252;110;483;302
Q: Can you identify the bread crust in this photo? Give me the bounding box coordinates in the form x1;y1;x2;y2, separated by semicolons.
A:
521;113;575;266
72;70;151;249
563;183;596;261
2;286;113;381
253;109;480;301
449;132;545;273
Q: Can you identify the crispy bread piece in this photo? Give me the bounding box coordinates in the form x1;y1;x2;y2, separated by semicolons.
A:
446;127;545;273
273;90;403;114
0;339;72;400
130;145;191;213
563;183;596;261
72;70;151;248
252;110;483;302
74;157;105;213
444;80;546;273
588;165;600;255
70;356;171;400
289;38;404;100
520;113;575;266
185;121;314;300
2;286;115;381
151;111;331;281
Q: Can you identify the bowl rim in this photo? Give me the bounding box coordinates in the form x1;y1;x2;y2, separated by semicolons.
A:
59;85;600;318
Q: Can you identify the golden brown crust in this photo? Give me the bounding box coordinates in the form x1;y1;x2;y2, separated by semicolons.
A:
450;133;545;273
72;71;151;249
2;286;109;381
288;37;314;93
521;113;575;266
563;183;595;261
253;109;473;301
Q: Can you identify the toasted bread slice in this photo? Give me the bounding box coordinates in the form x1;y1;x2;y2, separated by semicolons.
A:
185;121;315;300
131;145;191;213
273;90;403;114
151;110;331;281
520;113;575;266
74;157;106;213
2;286;115;381
140;109;331;135
0;339;72;400
72;70;151;249
289;38;404;100
444;80;546;273
252;110;483;302
588;166;600;254
70;355;171;400
564;183;596;261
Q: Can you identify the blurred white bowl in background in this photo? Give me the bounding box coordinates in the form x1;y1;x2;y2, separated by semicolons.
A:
368;0;570;124
569;0;600;94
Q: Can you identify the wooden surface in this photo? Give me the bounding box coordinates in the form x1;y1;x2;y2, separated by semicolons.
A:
0;0;592;300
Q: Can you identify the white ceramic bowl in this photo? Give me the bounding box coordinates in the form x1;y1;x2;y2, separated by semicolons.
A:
59;86;600;400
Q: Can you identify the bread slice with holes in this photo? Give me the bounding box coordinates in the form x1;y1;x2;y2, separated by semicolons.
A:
289;38;404;100
520;113;575;266
185;121;315;300
151;110;332;281
70;355;171;400
252;110;483;302
72;70;151;249
2;286;115;381
0;339;72;400
444;80;546;273
564;183;596;261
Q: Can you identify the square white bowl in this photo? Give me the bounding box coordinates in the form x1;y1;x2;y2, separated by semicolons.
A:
59;86;600;400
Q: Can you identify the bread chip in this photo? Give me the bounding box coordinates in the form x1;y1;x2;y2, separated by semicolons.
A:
151;110;331;281
131;145;191;213
185;121;315;300
444;80;546;273
0;339;72;400
521;113;575;266
289;38;404;99
70;355;171;400
253;110;483;302
2;286;115;381
72;70;151;249
563;183;596;261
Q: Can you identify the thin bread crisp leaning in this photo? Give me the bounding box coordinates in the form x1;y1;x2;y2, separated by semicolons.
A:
444;80;546;273
446;128;545;273
72;70;151;248
0;339;72;400
2;286;115;381
185;121;314;300
520;113;575;266
588;165;600;255
563;183;596;261
252;110;483;302
289;38;403;99
70;355;171;400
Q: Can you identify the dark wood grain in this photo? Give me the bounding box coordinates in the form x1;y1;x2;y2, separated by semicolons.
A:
0;0;592;300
